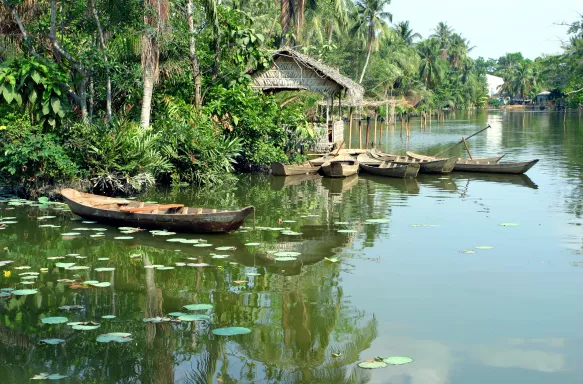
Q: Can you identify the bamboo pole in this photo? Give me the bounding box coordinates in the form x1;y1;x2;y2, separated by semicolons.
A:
358;109;362;149
462;137;473;159
365;114;370;149
434;124;491;157
373;109;378;148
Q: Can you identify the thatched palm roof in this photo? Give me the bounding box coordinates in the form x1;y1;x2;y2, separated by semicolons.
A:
251;49;364;103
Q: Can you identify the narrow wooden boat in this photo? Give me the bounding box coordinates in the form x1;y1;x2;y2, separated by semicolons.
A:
320;160;359;178
370;150;457;173
359;161;420;178
405;151;537;174
60;188;254;233
406;151;505;163
453;159;539;174
271;161;320;176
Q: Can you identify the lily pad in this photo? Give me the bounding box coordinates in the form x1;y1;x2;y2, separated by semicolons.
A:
102;315;116;319
245;243;261;246
20;281;35;285
82;281;99;285
168;312;186;317
12;289;38;295
82;221;97;224
61;232;81;236
114;236;134;240
31;373;68;380
39;338;65;345
365;218;390;224
461;250;476;254
211;255;230;259
143;317;171;323
273;252;301;257
59;305;84;311
383;356;414;365
41;317;69;324
95;267;115;272
38;216;57;220
357;360;388;369
193;243;213;247
96;333;133;343
21;275;39;280
212;327;251;336
0;292;13;298
166;238;187;243
245;272;261;276
337;229;357;233
91;282;111;288
499;222;520;227
65;265;90;270
183;303;213;311
274;256;297;261
97;258;110;261
177;314;211;322
156;266;175;270
72;323;101;330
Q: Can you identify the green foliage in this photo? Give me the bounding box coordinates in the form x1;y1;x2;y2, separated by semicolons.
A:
0;57;69;128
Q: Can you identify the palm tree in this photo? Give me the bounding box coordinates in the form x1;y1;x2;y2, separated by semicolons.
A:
351;0;393;84
393;20;421;46
448;32;473;68
417;38;444;89
140;0;169;128
511;61;536;99
431;21;452;60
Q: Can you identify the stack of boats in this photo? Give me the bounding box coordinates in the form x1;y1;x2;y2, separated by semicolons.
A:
271;150;538;179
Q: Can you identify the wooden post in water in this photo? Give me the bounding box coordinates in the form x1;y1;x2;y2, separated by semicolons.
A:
373;109;378;148
365;113;371;149
348;107;353;149
358;108;362;149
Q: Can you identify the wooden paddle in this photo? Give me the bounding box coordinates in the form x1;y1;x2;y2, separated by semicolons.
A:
433;124;491;157
333;140;345;157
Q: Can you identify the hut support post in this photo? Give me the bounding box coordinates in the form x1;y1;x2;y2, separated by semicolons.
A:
373;109;378;148
365;114;370;149
348;107;353;149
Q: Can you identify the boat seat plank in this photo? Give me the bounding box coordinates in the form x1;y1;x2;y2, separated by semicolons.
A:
119;204;184;213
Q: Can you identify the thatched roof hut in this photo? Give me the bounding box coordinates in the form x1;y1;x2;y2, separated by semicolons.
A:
250;49;364;103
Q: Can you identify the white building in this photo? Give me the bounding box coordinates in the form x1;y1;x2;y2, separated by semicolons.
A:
486;74;504;97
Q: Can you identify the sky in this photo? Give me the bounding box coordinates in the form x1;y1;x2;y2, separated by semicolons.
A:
389;0;581;59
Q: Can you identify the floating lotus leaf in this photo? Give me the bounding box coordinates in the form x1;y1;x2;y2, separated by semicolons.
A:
95;267;115;272
114;236;134;240
61;232;81;236
96;333;132;343
282;220;296;223
273;252;301;257
274;257;297;261
21;275;39;280
281;231;302;236
20;272;40;276
476;246;494;250
102;315;116;319
0;288;15;292
461;250;475;254
156;266;175;270
91;282;111;287
118;227;136;230
14;266;31;269
47;257;65;260
187;263;210;267
72;324;101;330
72;228;92;231
20;281;35;285
151;231;176;236
245;272;260;276
82;221;97;224
215;246;236;251
65;266;90;270
97;258;110;261
0;217;16;220
120;230;135;234
41;317;69;324
90;234;105;238
59;305;84;311
82;280;99;285
144;265;164;269
31;373;68;380
143;317;171;323
337;229;357;233
364;218;390;224
38;216;56;220
12;289;38;295
268;227;285;231
178;314;210;322
74;256;87;259
166;238;187;242
183;303;213;311
39;338;65;345
168;312;186;317
66;254;79;257
245;243;261;246
211;255;230;259
179;239;201;244
383;356;413;365
212;327;251;336
193;243;212;247
499;222;519;227
39;224;60;228
175;262;186;266
0;292;12;298
0;220;17;224
357;361;387;369
57;279;75;283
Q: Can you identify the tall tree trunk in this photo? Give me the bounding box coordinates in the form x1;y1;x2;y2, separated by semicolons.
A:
141;70;155;128
186;0;201;108
295;0;305;44
359;38;373;84
89;0;112;123
280;0;293;46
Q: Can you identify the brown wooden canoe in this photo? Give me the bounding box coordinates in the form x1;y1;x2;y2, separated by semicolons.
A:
359;161;420;178
370;150;457;173
405;151;537;174
271;161;320;176
60;189;254;233
320;160;359;178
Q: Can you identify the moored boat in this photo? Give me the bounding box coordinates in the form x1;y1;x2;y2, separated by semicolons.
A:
370;150;457;173
60;189;254;233
320;160;359;178
405;151;537;174
406;151;505;163
359;161;420;178
271;161;320;176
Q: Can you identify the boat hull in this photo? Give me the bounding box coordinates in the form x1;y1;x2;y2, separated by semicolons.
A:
370;150;457;173
320;160;359;178
61;189;253;233
405;151;508;172
359;162;420;178
271;162;320;176
453;159;539;174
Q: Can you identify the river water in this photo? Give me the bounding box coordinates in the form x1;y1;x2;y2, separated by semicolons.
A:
0;110;582;383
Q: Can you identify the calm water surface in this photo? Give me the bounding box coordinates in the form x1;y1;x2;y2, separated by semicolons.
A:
1;111;582;383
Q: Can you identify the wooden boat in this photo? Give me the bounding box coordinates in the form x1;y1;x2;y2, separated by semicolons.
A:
359;161;420;178
405;151;537;174
320;160;359;178
60;188;254;233
406;151;505;164
370;150;457;173
271;161;320;176
322;174;359;193
270;173;321;190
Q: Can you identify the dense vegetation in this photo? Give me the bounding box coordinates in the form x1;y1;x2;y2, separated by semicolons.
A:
0;0;580;193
